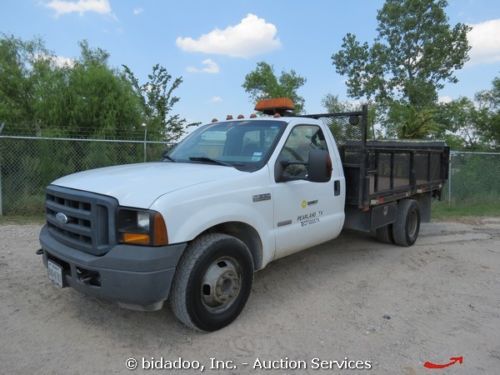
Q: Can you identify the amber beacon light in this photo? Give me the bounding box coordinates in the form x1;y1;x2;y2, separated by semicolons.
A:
254;97;295;116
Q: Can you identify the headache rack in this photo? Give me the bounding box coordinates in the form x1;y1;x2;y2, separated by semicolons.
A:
298;105;450;210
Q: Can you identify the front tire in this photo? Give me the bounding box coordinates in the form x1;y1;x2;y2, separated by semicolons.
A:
170;233;254;331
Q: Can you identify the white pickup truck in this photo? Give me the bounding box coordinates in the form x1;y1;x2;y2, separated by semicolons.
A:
39;100;449;331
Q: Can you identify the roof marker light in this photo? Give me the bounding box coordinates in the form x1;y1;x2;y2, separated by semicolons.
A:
211;118;218;123
226;115;233;120
237;114;244;119
250;113;257;118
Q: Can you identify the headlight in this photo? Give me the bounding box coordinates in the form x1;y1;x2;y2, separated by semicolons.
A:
117;208;168;246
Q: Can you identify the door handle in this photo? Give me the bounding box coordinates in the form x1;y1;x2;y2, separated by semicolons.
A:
334;180;341;196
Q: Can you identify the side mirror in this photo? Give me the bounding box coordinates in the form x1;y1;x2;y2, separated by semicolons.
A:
307;149;332;183
162;147;173;159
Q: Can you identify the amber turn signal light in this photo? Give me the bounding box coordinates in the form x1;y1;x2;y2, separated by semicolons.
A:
153;212;168;246
122;233;150;245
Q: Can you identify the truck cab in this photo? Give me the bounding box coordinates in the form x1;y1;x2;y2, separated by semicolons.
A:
39;99;448;331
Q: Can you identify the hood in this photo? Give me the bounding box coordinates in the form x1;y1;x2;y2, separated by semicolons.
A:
52;162;244;208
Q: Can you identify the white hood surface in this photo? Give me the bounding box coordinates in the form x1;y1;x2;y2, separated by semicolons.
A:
52;162;243;208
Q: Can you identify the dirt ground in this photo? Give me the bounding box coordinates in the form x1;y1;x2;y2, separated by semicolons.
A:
1;219;499;375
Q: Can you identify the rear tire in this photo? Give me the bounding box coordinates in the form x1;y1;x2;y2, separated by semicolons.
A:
375;224;394;244
170;233;254;331
392;199;420;247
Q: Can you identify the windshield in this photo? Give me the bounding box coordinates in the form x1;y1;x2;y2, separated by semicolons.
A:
167;120;287;171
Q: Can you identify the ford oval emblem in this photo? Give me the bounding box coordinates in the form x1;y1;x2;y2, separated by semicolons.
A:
55;212;69;225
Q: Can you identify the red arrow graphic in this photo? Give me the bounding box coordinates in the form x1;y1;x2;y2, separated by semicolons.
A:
424;356;463;369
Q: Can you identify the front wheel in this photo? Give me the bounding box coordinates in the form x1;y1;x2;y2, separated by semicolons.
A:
170;233;254;331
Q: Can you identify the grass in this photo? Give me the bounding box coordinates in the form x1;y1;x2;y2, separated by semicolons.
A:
432;200;500;220
0;215;45;225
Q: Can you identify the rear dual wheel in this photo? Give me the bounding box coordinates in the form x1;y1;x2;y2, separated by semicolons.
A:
392;199;420;246
375;199;420;247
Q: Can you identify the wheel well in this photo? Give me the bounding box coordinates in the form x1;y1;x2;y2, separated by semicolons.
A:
197;222;263;270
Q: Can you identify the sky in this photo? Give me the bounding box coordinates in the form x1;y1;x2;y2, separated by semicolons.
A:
1;0;500;125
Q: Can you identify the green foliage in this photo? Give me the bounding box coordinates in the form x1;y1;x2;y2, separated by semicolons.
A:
432;200;500;219
123;64;186;142
332;0;470;138
0;36;50;131
0;35;186;141
475;77;500;148
386;103;438;138
60;43;144;138
242;62;306;113
433;76;500;150
434;97;482;149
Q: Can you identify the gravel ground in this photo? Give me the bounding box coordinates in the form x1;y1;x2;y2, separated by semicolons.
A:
1;219;499;375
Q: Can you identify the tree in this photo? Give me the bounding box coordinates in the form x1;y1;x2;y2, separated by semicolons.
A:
332;0;470;138
475;77;500;148
0;36;187;142
242;62;306;113
58;41;143;139
0;35;51;133
433;77;500;150
0;36;145;139
123;64;186;142
477;77;500;109
435;98;483;149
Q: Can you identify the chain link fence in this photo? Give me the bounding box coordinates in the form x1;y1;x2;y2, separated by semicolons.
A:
0;136;171;216
444;151;500;205
1;136;499;217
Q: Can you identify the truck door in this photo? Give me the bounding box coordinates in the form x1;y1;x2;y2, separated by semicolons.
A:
272;124;344;259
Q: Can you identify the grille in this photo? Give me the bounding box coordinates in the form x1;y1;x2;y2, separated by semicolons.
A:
45;185;118;256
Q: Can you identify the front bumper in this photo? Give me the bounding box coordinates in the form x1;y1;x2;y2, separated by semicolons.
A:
39;225;186;311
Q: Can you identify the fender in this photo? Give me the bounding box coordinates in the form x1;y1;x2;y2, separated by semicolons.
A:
152;200;276;268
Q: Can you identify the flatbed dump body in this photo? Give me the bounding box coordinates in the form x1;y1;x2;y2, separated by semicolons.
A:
341;140;449;232
340;140;449;209
301;105;450;232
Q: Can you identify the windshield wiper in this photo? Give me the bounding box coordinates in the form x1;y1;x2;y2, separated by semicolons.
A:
189;156;240;168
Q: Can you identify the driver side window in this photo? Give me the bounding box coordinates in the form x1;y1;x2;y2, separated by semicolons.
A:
277;125;328;179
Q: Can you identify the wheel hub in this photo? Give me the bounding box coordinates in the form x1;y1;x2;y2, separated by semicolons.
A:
407;209;418;238
201;257;241;312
